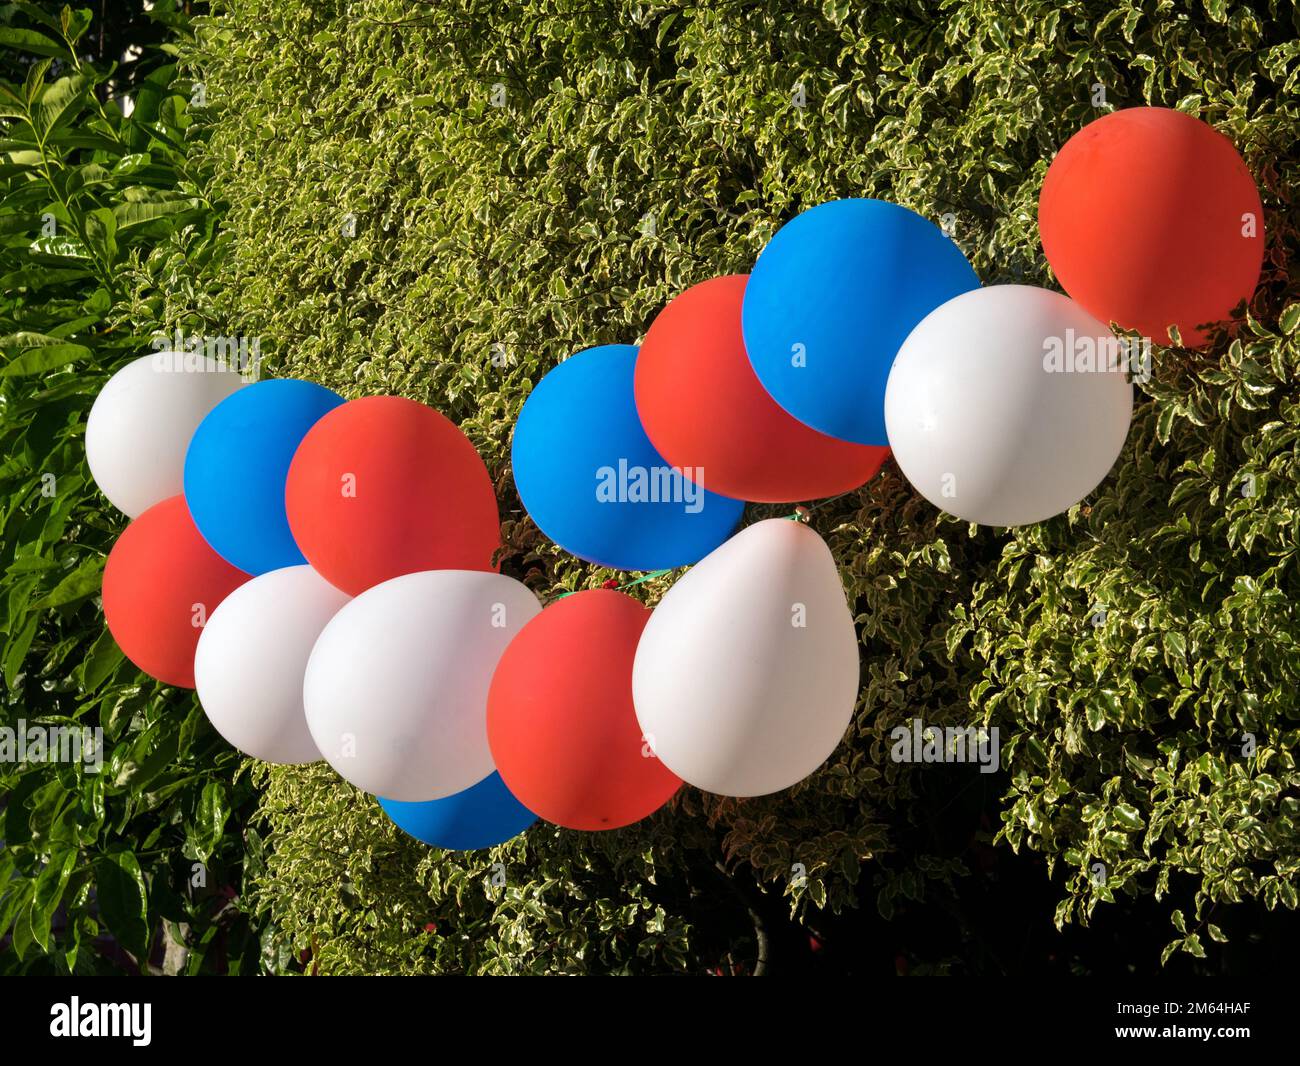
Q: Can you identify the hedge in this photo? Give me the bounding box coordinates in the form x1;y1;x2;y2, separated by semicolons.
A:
4;0;1298;974
173;0;1300;974
0;2;264;974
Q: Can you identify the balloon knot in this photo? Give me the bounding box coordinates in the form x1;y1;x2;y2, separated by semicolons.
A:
601;578;621;590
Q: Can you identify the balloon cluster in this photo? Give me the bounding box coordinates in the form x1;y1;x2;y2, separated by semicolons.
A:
86;107;1263;851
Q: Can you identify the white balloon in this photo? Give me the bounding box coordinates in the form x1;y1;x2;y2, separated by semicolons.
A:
195;565;349;765
632;519;859;797
304;570;542;801
884;285;1134;526
86;352;244;517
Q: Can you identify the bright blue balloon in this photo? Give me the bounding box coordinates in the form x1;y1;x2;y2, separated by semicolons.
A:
183;379;343;574
743;199;980;446
379;773;537;851
512;344;744;570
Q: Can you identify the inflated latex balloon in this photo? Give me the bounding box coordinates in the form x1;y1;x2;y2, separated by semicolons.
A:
1040;107;1264;348
512;344;745;570
184;379;343;574
86;352;243;517
304;570;541;801
883;285;1133;526
635;275;889;503
102;495;250;688
194;565;349;764
379;773;537;851
631;519;859;797
286;396;501;596
742;199;980;446
487;589;681;831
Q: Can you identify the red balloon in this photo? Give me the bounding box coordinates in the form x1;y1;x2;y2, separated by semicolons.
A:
487;589;680;831
285;396;500;596
634;274;888;503
1039;107;1264;348
102;495;250;688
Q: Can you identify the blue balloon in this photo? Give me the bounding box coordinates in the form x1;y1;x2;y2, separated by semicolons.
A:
183;379;343;574
512;344;744;570
743;199;980;446
379;773;537;851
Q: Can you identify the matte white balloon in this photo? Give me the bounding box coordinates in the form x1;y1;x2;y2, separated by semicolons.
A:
632;519;860;797
883;285;1134;526
304;570;542;801
86;352;244;517
195;565;348;764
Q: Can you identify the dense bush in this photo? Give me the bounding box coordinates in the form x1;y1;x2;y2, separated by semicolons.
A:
0;3;263;974
178;0;1298;974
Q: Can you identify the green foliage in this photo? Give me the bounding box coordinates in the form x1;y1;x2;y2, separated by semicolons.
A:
953;311;1300;962
186;0;1299;973
250;763;719;975
0;3;261;974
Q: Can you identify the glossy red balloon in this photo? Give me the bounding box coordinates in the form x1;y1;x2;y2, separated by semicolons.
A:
634;274;889;503
487;590;681;831
102;495;250;688
1040;107;1264;348
285;396;500;596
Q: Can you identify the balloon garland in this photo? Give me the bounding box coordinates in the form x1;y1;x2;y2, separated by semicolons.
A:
85;107;1265;851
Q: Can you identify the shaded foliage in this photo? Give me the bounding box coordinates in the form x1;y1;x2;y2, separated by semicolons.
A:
0;2;260;974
